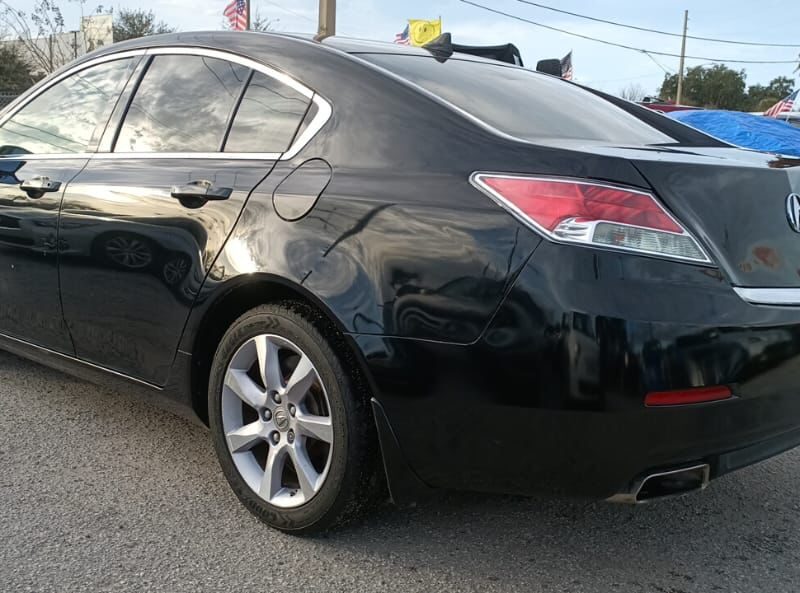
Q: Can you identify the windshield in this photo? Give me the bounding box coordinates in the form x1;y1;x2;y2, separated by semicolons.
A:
361;53;675;146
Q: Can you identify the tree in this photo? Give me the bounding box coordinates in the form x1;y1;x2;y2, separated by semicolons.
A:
619;83;646;102
0;0;72;75
112;8;175;42
747;76;794;112
251;11;277;32
0;44;38;90
660;64;747;110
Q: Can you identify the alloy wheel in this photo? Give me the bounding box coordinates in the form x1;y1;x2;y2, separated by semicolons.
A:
104;235;153;268
221;334;334;508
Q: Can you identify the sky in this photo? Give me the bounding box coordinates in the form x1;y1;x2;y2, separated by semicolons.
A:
7;0;800;95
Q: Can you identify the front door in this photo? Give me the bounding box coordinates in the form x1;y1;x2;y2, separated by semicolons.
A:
58;52;313;384
0;57;137;352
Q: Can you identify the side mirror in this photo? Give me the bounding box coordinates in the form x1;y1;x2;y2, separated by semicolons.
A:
536;58;562;77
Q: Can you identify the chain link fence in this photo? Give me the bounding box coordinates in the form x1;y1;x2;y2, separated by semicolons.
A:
0;92;20;110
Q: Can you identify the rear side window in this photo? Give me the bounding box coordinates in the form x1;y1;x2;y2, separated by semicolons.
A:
116;55;248;153
224;71;311;153
362;54;674;145
0;58;134;155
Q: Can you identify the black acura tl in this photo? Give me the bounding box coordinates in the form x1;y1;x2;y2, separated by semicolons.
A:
2;32;800;533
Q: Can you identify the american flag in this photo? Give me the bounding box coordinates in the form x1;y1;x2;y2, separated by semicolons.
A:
394;25;410;45
765;90;799;117
224;0;248;31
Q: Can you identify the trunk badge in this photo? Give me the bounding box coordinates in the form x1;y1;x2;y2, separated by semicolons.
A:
786;193;800;233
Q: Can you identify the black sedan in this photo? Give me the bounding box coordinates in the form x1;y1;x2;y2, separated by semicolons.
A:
2;32;800;533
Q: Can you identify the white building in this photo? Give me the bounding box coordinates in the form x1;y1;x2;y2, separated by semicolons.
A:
4;14;113;77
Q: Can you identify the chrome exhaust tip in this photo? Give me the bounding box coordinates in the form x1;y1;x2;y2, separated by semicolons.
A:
607;463;711;504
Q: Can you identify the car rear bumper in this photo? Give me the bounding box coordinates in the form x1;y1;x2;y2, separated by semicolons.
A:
357;243;800;499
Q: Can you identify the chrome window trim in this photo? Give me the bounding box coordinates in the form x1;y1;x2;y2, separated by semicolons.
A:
0;153;95;161
0;45;332;162
92;152;283;161
0;49;147;129
733;287;800;306
283;94;332;160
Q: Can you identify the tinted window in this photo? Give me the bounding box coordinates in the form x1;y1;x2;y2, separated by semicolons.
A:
363;54;674;145
0;58;134;155
116;55;248;153
224;72;310;153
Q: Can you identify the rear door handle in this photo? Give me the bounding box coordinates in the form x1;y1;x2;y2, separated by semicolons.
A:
20;176;62;196
170;180;232;201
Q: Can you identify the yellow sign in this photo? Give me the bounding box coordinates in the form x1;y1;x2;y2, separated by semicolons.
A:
408;18;442;47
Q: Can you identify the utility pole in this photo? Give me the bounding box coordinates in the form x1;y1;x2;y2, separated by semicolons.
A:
246;0;251;30
316;0;336;40
676;9;688;105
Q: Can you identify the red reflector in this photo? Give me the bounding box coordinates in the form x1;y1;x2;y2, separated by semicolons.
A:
479;176;683;234
645;386;732;407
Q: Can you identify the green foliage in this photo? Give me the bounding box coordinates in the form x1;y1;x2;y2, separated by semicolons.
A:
660;64;747;109
251;12;277;32
112;8;175;42
660;65;795;112
746;76;794;112
0;45;38;91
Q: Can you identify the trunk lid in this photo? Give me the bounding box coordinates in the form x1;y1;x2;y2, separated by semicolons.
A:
630;146;800;287
548;140;800;288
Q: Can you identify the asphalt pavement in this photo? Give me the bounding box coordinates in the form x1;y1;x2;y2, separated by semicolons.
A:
1;349;799;593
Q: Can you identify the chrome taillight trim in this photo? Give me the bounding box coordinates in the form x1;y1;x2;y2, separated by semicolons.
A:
469;172;713;265
733;287;800;306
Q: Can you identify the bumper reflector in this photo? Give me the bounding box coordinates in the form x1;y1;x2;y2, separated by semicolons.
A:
645;385;732;407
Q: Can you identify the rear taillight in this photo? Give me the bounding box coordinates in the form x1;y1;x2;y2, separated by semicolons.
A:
645;385;732;406
471;173;711;264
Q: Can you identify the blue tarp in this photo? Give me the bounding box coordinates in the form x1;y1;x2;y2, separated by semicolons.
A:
667;109;800;157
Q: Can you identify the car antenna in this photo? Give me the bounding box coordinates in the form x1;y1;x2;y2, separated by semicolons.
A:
422;33;454;62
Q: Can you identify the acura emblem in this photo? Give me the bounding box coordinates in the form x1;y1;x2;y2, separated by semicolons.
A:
274;408;290;431
787;193;800;233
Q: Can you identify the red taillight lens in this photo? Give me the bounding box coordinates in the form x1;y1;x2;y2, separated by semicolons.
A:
471;174;710;264
645;386;732;407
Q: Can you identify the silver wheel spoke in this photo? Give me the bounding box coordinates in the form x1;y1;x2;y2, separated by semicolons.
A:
260;445;288;499
289;442;321;499
221;333;334;509
224;368;266;410
296;413;333;443
284;354;316;404
255;335;283;392
226;421;265;453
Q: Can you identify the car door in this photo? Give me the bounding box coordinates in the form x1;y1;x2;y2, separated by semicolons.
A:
0;57;138;352
59;49;314;385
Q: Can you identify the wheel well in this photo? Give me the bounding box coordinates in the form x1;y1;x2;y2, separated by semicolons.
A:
188;279;367;425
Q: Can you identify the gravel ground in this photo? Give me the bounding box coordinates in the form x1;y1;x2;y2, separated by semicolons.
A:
1;349;799;593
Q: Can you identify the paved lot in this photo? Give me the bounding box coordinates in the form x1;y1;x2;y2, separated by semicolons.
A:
1;350;799;593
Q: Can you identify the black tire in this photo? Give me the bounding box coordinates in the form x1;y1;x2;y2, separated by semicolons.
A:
208;301;380;533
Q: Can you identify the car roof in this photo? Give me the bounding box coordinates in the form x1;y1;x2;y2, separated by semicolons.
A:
83;31;505;69
87;31;430;58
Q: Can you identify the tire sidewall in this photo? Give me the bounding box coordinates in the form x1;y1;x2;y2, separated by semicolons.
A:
208;305;357;532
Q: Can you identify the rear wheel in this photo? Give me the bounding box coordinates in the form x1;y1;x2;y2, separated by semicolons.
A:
208;302;379;533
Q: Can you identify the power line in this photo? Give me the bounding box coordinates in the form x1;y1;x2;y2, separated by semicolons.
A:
582;71;665;85
642;52;674;75
458;0;800;65
260;0;317;24
514;0;800;48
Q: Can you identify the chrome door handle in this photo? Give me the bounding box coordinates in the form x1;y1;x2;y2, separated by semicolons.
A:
170;180;232;201
20;176;62;195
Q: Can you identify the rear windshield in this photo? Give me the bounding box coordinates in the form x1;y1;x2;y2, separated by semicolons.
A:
361;54;674;145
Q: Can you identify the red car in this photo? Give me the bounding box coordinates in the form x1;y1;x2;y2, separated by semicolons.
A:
638;96;701;113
